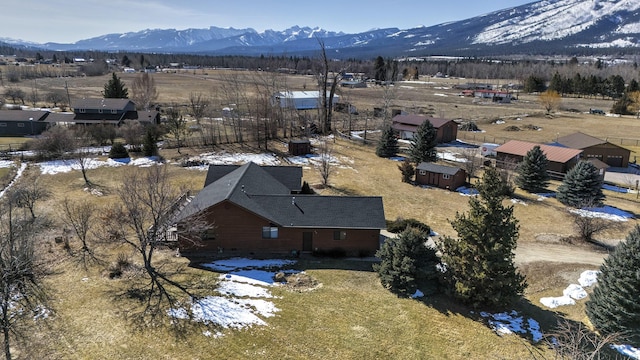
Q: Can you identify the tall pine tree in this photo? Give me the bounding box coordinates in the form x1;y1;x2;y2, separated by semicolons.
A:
515;145;550;193
376;125;399;158
438;167;526;308
103;72;129;99
586;225;640;347
556;160;604;207
409;120;438;164
374;227;440;297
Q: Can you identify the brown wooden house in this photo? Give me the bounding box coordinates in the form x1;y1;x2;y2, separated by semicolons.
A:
415;162;466;190
555;132;631;168
391;114;458;143
495;140;583;177
176;162;386;258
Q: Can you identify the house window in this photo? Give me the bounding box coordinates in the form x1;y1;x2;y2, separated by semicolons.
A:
443;174;451;179
419;170;426;176
204;229;216;241
111;109;117;114
17;123;25;127
333;230;346;240
98;109;103;114
78;108;85;113
262;226;278;239
0;123;6;127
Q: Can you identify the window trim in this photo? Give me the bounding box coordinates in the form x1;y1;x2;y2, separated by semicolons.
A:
418;170;426;176
442;174;451;180
333;230;346;240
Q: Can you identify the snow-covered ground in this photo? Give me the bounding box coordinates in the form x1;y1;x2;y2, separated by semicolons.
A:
167;258;297;336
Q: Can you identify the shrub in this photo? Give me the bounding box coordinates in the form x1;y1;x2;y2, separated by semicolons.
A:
109;142;129;159
386;218;431;234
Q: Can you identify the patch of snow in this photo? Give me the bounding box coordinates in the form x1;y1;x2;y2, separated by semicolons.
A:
0;160;15;168
217;281;275;298
168;296;277;329
540;295;575;308
480;311;542;343
511;198;527;206
569;208;629;222
434;93;448;97
563;284;587;300
578;270;600;287
0;162;27;198
611;344;640;359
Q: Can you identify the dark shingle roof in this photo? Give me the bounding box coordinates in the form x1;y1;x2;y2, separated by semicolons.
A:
391;114;452;128
250;195;386;229
71;98;133;111
204;165;302;192
416;162;463;175
0;110;49;122
178;162;385;229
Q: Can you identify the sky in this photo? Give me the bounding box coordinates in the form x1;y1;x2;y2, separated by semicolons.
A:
0;0;534;44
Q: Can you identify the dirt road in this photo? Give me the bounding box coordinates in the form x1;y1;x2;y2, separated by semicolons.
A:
515;241;610;266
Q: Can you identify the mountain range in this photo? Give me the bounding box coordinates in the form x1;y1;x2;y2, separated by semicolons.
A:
2;0;640;58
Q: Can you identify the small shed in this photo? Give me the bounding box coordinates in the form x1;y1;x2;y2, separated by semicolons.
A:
289;139;311;156
415;162;467;190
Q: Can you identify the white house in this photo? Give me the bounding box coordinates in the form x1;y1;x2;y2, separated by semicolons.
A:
271;91;339;110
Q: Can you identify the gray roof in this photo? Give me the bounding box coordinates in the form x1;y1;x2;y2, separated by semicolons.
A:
250;195;386;229
204;164;302;192
178;162;385;229
416;162;463;175
0;110;49;122
43;112;75;123
556;132;610;149
71;98;134;111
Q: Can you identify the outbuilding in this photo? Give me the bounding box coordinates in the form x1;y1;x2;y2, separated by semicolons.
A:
415;162;467;190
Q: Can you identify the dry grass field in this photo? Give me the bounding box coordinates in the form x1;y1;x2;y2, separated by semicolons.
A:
2;69;640;359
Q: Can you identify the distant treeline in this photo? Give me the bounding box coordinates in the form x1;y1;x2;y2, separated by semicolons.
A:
2;42;640;87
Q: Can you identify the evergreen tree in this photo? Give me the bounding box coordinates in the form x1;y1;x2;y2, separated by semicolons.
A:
586;225;640;347
108;142;129;159
103;72;129;99
374;227;440;297
374;56;386;82
398;159;415;183
515;145;550;193
142;128;158;157
376;125;399;158
628;79;640;93
556;160;604;207
438;167;526;308
409;120;438;164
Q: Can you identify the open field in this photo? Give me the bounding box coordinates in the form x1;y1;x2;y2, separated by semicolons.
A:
1;70;640;358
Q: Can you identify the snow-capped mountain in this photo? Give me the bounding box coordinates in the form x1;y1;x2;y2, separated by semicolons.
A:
34;26;346;52
3;0;640;57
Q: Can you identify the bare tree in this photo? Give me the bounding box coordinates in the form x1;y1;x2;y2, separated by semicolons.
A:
45;89;68;109
188;92;210;125
164;105;187;154
539;90;562;116
60;197;99;268
316;38;344;135
103;165;205;323
0;196;49;360
130;72;158;111
316;140;334;187
544;319;622;360
10;176;51;220
460;148;483;182
119;120;146;151
571;200;623;244
69;129;95;187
